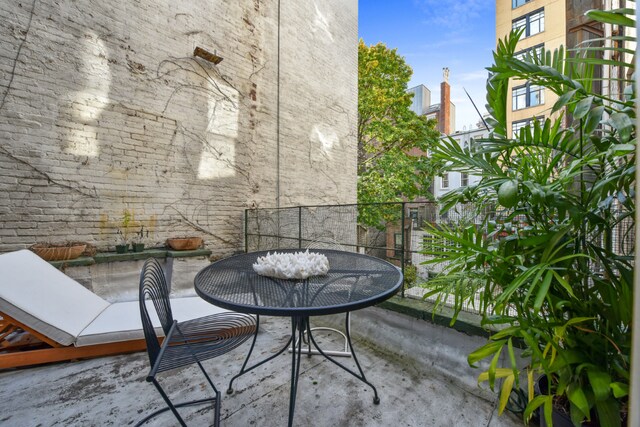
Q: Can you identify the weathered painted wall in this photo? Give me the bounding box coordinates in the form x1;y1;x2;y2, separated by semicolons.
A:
0;0;358;256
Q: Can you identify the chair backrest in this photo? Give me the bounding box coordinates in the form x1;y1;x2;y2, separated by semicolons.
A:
139;258;174;367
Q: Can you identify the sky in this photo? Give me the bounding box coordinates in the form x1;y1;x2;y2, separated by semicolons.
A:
358;0;496;132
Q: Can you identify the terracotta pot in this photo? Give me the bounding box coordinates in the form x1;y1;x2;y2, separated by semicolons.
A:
30;243;87;261
166;237;203;251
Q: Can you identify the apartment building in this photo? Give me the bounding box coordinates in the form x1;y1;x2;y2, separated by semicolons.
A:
407;68;455;135
496;0;607;137
433;126;488;199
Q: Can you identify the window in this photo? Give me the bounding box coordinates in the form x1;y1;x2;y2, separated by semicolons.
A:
441;173;449;189
514;44;544;62
512;0;532;8
512;9;544;38
512;83;544;110
461;173;469;187
409;208;419;226
394;233;403;257
422;233;440;253
512;116;545;137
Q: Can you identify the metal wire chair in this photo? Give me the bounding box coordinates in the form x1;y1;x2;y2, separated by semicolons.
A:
137;258;256;427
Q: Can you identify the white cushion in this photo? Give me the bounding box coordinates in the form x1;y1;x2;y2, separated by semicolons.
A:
76;297;230;347
0;250;109;346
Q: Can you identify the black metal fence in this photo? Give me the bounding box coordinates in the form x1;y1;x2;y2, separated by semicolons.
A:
244;202;482;305
245;201;635;315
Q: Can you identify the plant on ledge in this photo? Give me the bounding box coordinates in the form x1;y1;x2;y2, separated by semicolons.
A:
115;209;133;253
421;7;634;427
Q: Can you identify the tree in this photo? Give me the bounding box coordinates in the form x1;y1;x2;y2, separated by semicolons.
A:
357;40;441;226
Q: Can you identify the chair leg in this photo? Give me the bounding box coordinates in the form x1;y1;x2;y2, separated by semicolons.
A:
135;376;220;427
191;348;223;426
150;378;189;427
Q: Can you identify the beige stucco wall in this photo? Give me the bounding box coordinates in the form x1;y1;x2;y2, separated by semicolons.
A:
0;1;358;256
496;0;566;136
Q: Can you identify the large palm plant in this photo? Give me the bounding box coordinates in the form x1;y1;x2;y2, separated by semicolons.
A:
422;7;635;427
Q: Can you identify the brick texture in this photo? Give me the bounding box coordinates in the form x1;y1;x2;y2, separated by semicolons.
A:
0;0;358;256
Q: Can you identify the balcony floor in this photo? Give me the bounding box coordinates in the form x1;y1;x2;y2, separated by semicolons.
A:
0;307;521;426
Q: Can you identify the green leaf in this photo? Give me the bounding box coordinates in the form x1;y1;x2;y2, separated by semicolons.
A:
567;383;591;419
478;368;513;383
552;89;577;114
488;349;502;390
523;395;551;423
551;271;576;298
595;398;621;427
610;382;629;399
543;396;553;426
586;9;635;27
498;373;515;415
611;143;635;155
583;105;604;135
609;112;633;142
468;339;507;367
507;339;518;381
570;402;588;426
587;369;612;402
573;96;593;119
533;270;553;313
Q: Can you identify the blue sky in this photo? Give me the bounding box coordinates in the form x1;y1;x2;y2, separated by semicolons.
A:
358;0;496;131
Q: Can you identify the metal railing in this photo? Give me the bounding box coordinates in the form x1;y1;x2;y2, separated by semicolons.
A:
244;202;481;305
245;201;634;315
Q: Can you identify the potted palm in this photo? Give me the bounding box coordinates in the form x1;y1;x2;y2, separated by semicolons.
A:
132;225;147;252
422;8;634;427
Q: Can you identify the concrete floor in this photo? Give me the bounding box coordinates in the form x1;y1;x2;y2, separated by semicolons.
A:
0;308;522;427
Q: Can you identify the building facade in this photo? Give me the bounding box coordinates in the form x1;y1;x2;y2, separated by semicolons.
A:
0;1;358;255
497;0;634;137
407;68;455;135
496;0;567;137
432;126;488;199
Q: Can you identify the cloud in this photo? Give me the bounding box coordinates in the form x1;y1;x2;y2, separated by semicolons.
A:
413;0;493;29
420;36;471;50
457;70;488;82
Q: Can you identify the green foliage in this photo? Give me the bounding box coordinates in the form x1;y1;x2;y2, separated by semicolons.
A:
422;8;635;427
357;40;442;226
403;264;419;289
117;209;133;243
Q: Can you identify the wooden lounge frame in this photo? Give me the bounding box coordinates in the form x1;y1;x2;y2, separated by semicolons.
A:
0;310;147;369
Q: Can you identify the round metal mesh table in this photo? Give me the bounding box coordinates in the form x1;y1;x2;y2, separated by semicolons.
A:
194;249;403;317
194;249;403;427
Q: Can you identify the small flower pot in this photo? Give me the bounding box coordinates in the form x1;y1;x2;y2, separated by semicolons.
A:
132;243;145;252
166;237;203;251
115;244;129;254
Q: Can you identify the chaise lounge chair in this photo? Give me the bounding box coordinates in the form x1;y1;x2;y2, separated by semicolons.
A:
0;250;245;369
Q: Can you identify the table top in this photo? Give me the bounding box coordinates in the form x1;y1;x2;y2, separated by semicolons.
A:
194;249;403;317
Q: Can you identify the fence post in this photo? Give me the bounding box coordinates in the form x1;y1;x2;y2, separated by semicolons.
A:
298;206;302;249
401;202;405;298
244;209;249;253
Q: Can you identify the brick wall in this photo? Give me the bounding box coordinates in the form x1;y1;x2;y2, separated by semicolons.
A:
0;0;358;256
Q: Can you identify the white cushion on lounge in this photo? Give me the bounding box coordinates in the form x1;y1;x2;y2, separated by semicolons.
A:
76;297;230;347
0;250;109;346
0;250;233;349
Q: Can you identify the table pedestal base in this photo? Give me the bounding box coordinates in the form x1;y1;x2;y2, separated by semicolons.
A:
227;313;380;427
